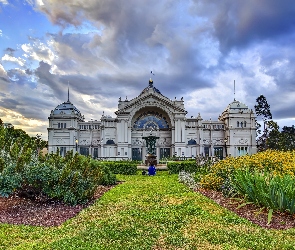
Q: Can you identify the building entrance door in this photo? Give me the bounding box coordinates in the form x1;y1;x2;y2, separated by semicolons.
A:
214;147;223;160
132;148;142;161
160;148;170;159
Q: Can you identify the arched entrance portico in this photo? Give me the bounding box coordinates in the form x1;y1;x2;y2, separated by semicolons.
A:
131;107;172;161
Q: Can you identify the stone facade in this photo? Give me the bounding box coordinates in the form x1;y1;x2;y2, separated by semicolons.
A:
48;79;257;160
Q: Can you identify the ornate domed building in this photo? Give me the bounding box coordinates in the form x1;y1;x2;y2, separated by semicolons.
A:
48;79;257;160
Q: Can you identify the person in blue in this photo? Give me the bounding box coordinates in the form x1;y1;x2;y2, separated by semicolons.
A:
148;162;156;176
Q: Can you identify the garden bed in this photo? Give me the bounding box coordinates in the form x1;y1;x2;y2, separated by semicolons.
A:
198;188;295;230
0;185;117;227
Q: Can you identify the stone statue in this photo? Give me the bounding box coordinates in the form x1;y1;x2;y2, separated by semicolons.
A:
143;135;159;155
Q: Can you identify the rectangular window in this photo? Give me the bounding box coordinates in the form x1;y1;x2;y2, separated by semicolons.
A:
59;147;66;157
58;123;60;128
64;123;66;128
160;148;171;159
238;146;248;156
80;147;89;156
93;148;98;158
214;147;223;160
204;147;210;157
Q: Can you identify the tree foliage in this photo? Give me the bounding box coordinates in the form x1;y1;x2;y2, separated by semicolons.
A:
267;125;295;151
254;95;295;151
255;95;273;151
254;95;272;122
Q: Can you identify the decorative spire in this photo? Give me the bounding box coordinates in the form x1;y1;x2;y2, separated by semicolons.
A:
67;81;70;102
234;80;236;101
149;70;154;88
149;78;153;88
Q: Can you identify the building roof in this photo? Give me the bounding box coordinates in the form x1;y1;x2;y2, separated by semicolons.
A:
53;101;81;115
140;79;162;95
226;100;249;110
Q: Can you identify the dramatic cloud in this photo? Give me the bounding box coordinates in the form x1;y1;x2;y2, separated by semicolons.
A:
21;40;56;66
0;64;7;76
0;0;295;139
191;0;295;52
2;54;26;67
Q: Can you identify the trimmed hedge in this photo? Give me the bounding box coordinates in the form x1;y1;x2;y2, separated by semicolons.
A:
102;161;137;175
167;160;196;174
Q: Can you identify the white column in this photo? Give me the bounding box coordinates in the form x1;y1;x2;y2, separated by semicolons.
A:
182;121;185;143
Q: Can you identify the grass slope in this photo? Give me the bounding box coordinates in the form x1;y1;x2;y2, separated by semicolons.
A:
1;172;295;249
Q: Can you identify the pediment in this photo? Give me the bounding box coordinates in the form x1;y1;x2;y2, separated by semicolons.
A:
115;92;187;115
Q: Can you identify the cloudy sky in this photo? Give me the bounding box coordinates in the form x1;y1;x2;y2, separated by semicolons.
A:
1;0;295;140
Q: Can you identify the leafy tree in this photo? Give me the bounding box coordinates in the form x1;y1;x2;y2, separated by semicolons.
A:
265;121;281;150
280;125;295;151
32;134;47;155
254;95;272;122
254;95;273;151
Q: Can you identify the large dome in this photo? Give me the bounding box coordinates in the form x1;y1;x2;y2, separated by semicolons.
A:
53;101;81;115
226;100;248;110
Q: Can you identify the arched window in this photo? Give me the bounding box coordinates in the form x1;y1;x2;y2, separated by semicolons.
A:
244;121;246;127
133;111;169;130
237;121;239;127
106;140;115;145
188;139;197;145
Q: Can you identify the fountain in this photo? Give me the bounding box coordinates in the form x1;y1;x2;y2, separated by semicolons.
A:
142;135;159;166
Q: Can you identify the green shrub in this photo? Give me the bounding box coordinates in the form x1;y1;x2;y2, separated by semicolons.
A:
99;165;117;185
167;160;196;174
103;161;137;175
0;149;117;205
0;164;22;197
0;125;118;205
167;157;216;175
23;162;60;195
45;155;104;205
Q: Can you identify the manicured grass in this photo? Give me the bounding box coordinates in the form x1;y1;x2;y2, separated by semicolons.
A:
1;171;295;249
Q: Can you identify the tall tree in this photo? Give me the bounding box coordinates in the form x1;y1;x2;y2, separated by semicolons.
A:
280;125;295;151
265;121;281;150
254;95;273;151
254;95;272;122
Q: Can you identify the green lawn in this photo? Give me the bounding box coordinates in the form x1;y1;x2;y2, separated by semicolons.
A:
1;171;295;249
